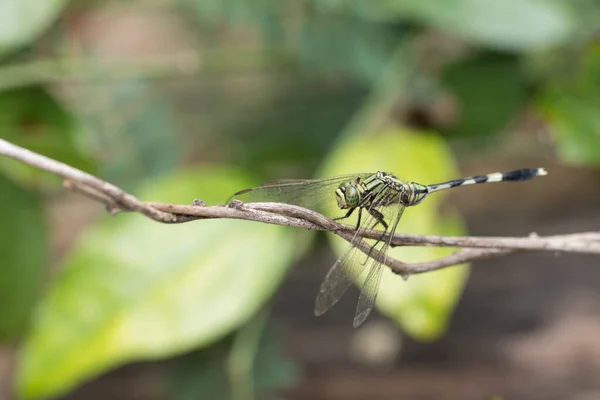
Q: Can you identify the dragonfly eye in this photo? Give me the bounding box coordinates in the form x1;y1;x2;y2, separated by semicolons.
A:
336;182;360;209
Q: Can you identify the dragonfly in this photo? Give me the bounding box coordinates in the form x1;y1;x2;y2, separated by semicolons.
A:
230;167;547;327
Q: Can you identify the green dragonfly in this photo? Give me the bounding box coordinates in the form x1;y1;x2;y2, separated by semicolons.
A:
231;167;547;327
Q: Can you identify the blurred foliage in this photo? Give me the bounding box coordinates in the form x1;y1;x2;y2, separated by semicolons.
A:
538;44;600;166
441;52;529;139
0;0;599;398
60;80;182;189
0;87;93;189
17;167;306;399
166;316;298;400
0;174;47;340
0;0;68;55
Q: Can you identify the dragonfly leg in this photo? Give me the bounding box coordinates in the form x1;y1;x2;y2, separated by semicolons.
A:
333;207;356;222
362;208;390;262
367;208;388;232
354;207;362;230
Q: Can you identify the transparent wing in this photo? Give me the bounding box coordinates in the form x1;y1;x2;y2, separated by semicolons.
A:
314;208;381;316
314;188;406;320
228;173;374;213
313;244;357;316
353;198;405;327
353;256;385;327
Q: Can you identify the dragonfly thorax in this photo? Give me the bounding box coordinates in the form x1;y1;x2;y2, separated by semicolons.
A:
336;172;394;210
335;172;431;211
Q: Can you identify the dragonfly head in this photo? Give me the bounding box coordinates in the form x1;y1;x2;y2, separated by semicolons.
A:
335;181;361;209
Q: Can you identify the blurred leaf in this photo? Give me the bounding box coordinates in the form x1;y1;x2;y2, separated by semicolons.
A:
183;0;403;82
0;174;46;340
166;319;298;400
60;80;180;190
250;323;299;393
299;15;403;85
560;0;600;40
17;166;305;400
523;0;600;80
183;0;275;24
228;311;269;400
182;0;287;49
228;312;298;400
538;45;600;166
441;52;528;139
184;0;574;51
167;341;232;400
0;0;67;55
322;0;574;51
320;128;469;340
0;87;94;189
233;82;368;178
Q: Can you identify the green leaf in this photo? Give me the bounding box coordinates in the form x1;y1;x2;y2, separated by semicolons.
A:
0;87;94;189
17;166;304;400
0;174;46;340
538;45;600;166
228;312;299;398
317;0;573;51
0;0;67;54
441;52;528;139
249;323;298;392
320;128;469;340
401;0;572;51
166;319;298;400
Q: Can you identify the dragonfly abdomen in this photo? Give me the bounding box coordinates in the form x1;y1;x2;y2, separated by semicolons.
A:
425;168;547;194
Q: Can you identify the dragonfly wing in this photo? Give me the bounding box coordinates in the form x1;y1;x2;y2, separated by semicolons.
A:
353;195;406;327
314;205;384;316
353;257;385;327
314;247;355;316
229;173;374;212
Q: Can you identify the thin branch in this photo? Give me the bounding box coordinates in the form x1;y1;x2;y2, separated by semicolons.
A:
400;248;513;274
0;139;175;222
63;180;122;215
1;138;598;276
